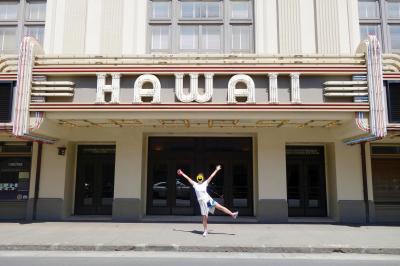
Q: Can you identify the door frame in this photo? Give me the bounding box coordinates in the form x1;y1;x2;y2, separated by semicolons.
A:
145;135;255;216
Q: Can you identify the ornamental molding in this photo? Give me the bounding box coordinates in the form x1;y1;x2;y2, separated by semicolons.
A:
12;37;56;143
32;54;367;67
383;54;400;72
290;73;301;104
268;73;279;104
0;55;18;73
344;35;387;145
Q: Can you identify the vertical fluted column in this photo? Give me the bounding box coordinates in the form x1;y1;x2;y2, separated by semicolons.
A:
268;73;279;104
290;73;301;104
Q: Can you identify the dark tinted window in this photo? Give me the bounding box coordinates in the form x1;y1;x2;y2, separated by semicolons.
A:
0;157;31;200
0;142;32;153
0;82;13;123
372;145;400;155
387;82;400;123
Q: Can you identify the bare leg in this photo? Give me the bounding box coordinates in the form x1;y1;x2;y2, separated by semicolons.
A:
215;203;234;217
202;215;208;232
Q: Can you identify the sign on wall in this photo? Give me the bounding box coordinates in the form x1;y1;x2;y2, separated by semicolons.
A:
0;158;31;200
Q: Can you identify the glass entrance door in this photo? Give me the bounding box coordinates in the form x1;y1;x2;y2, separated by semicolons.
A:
147;137;253;216
286;146;327;217
148;158;195;215
203;159;253;216
75;145;115;215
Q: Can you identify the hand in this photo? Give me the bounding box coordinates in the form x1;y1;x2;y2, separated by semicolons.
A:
216;165;222;171
177;169;183;176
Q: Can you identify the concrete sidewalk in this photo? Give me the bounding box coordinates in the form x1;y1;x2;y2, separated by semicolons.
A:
0;222;399;254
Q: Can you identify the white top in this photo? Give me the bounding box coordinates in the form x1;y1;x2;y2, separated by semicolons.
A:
193;181;211;201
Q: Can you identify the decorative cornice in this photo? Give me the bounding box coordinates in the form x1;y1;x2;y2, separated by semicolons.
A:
0;54;18;73
3;52;399;77
14;54;367;76
31;65;367;75
383;54;400;72
29;103;369;112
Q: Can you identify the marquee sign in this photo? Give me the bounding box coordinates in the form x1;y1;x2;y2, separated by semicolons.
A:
10;36;387;146
96;72;302;105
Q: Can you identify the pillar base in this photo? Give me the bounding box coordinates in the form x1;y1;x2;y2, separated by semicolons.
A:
0;201;26;220
337;200;366;224
25;198;35;221
112;198;141;221
258;199;288;223
36;198;64;220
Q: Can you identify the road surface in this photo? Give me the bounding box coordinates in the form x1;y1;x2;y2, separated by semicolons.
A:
0;251;399;266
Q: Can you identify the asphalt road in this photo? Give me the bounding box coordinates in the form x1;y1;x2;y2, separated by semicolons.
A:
1;251;400;266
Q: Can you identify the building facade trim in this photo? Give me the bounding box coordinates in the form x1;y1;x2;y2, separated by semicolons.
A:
29;103;369;112
30;66;367;75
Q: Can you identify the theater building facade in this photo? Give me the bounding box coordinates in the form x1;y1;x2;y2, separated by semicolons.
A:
0;0;400;223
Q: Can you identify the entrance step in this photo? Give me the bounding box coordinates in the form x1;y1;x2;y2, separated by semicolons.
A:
65;215;112;222
142;215;258;223
288;217;336;224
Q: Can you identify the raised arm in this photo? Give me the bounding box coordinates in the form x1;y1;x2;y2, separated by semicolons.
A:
177;169;195;186
206;165;221;184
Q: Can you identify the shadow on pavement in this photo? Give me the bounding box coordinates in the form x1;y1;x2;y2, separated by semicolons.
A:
173;228;236;236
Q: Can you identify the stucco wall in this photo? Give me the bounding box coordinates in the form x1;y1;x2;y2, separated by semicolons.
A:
39;142;68;199
31;125;367;222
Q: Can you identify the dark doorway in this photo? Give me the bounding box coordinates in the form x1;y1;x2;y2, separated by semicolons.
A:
286;146;327;217
75;145;115;215
147;137;253;216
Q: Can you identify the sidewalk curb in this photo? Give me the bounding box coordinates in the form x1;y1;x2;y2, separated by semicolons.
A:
0;245;399;255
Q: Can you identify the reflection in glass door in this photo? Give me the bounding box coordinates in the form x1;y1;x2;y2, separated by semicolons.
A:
206;161;226;206
286;146;327;217
148;157;196;215
204;159;253;216
150;162;168;210
75;145;115;215
147;137;253;216
232;161;251;210
173;161;194;214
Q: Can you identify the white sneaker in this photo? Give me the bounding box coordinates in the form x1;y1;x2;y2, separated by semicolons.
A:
202;231;208;237
232;211;239;219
